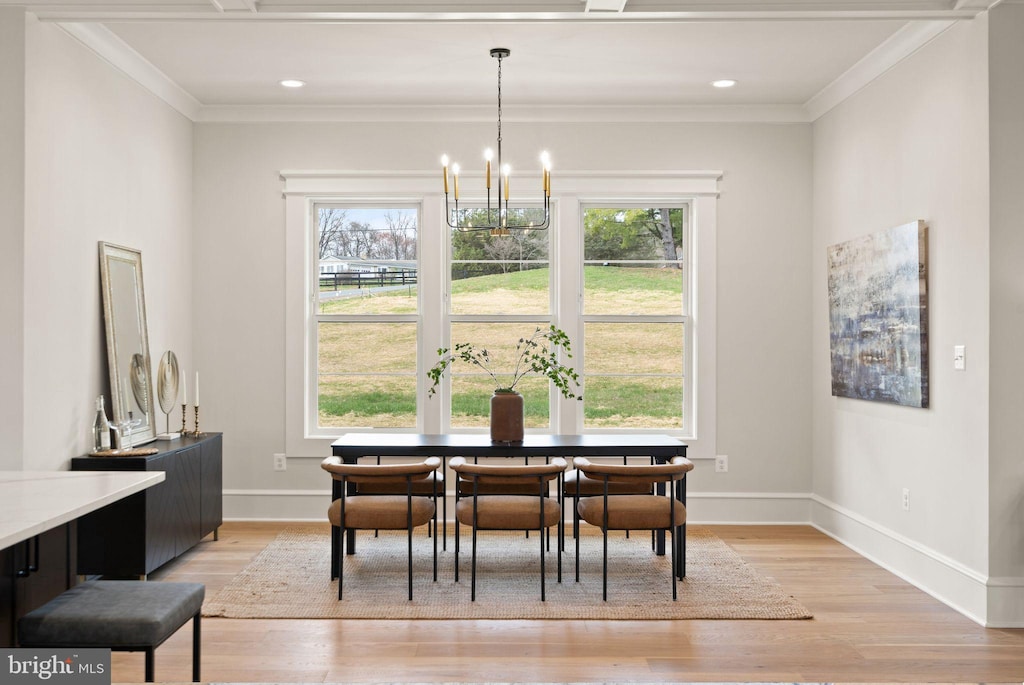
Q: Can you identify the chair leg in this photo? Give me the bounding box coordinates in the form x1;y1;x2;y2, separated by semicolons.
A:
602;524;608;602
330;524;339;580
144;648;154;683
557;517;563;584
192;613;201;682
471;521;478;602
454;515;460;583
575;507;581;583
338;526;346;600
540;521;546;602
407;520;414;601
670;525;678;601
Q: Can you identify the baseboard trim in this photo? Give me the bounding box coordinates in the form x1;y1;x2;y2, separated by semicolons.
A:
810;494;989;626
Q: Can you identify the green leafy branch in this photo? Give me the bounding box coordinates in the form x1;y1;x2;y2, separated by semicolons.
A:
427;325;582;400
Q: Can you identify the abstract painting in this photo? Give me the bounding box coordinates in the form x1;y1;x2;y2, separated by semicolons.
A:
827;220;928;408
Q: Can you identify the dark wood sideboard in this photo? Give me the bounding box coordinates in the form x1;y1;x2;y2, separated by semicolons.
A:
71;433;223;578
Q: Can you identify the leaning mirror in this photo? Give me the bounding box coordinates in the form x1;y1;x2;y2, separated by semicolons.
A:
99;242;156;447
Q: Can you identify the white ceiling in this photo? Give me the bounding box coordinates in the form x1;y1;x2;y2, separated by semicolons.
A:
7;0;1003;118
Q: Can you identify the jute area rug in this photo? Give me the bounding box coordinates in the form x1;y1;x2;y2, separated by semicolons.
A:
204;525;811;620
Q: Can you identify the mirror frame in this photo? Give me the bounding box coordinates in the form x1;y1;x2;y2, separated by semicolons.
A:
99;241;156;447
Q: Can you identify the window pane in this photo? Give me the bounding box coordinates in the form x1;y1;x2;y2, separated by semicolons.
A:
445;322;555;429
583;207;685;315
583;376;683;429
319;323;416;375
451;219;549;315
584;323;683;375
583;263;683;315
317;322;416;428
318;375;416;429
317;207;418;315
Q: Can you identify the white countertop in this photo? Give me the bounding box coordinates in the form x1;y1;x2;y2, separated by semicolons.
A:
0;470;165;549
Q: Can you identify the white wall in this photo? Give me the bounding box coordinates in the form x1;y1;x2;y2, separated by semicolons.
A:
0;9;26;470
21;20;194;470
811;18;992;621
192;120;813;519
987;2;1024;626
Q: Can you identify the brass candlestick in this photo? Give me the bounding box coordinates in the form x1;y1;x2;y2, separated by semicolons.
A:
193;405;202;437
181;404;187;435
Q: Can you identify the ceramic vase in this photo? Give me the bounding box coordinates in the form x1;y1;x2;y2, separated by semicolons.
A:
490;391;524;443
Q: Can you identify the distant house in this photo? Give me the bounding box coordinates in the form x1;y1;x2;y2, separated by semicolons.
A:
319;257;416;276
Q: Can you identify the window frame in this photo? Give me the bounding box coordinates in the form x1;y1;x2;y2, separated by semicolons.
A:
309;202;421;437
283;170;719;462
578;202;692;434
443;202;557;434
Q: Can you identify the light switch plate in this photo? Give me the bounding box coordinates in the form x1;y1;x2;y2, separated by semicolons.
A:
954;345;966;371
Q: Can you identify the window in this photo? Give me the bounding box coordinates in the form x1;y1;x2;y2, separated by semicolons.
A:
313;205;418;430
448;211;552;429
581;207;689;430
285;171;717;458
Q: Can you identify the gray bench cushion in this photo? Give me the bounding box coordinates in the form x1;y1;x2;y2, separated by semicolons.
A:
19;581;204;648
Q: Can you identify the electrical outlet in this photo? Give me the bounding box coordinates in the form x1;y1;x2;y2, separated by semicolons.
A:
273;453;287;471
715;455;729;473
902;487;910;511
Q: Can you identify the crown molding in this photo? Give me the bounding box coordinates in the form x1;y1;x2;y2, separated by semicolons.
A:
31;6;980;22
55;21;201;120
196;103;810;124
804;19;956;121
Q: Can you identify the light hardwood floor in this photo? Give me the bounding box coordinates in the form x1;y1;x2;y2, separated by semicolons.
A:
126;521;1024;683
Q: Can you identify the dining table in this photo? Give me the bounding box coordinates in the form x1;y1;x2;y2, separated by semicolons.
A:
328;432;689;578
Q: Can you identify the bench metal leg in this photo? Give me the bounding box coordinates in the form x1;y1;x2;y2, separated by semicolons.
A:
192;612;202;682
145;647;154;682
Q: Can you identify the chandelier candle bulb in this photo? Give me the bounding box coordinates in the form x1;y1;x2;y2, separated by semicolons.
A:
453;164;460;200
441;155;449;193
503;164;510;202
485;148;493;189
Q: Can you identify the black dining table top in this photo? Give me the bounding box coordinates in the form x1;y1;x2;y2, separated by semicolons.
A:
331;432;687;460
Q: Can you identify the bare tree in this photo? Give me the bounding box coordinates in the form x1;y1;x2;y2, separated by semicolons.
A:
383;211;417;260
483;231;546;273
318;208;348;259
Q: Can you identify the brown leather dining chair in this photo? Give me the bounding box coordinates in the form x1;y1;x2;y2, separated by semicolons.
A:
320;456;441;601
572;456;694;601
449;456;567;601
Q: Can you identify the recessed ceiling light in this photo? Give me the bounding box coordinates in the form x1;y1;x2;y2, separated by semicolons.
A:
280;79;306;88
712;79;737;88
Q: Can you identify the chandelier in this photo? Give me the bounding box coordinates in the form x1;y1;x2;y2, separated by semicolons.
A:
441;48;552;236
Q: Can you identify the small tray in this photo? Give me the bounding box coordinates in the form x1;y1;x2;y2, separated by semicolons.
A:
88;447;160;457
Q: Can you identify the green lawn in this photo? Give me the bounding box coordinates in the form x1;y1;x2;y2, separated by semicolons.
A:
317;266;684;428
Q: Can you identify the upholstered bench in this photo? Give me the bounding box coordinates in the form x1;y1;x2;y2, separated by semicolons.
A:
18;580;204;683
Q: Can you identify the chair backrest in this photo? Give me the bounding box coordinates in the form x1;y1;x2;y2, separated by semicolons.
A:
572;456;693;484
450;456;567;485
320;456;441;484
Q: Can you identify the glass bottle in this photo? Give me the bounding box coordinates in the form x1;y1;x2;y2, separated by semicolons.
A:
92;395;111;451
